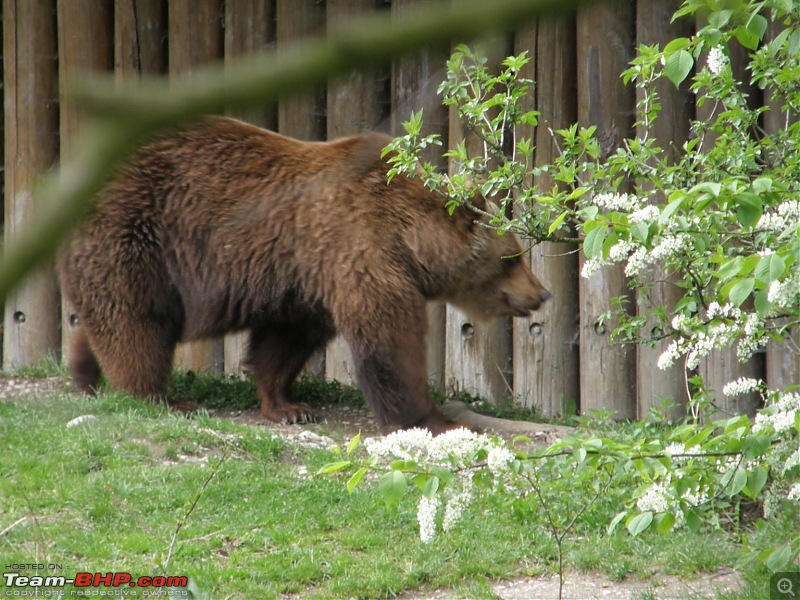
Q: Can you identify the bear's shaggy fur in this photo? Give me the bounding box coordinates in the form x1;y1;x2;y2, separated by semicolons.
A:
58;117;550;433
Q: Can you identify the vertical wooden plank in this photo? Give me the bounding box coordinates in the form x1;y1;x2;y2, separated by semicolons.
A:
763;19;800;393
391;0;449;387
445;37;514;403
696;20;763;417
635;0;693;420
3;0;61;369
115;0;167;79
224;0;278;376
275;0;326;375
512;16;579;417
276;0;326;141
325;0;386;385
576;2;637;418
169;0;225;374
58;0;114;366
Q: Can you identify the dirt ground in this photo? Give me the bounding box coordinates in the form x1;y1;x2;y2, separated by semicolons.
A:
3;376;746;599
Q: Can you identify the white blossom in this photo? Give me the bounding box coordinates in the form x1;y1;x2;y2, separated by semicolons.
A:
777;200;800;220
722;377;761;397
609;240;633;263
753;391;800;435
443;482;473;532
417;495;440;543
581;255;607;279
487;446;515;475
788;483;800;502
707;47;728;75
427;427;481;465
628;205;660;224
592;192;639;212
637;482;670;513
650;234;690;261
364;427;432;462
756;212;787;232
624;246;651;277
658;340;683;370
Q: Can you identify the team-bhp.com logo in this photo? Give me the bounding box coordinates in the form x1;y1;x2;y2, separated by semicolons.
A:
4;571;188;594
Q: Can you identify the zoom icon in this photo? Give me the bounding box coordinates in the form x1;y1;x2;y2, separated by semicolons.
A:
772;572;800;599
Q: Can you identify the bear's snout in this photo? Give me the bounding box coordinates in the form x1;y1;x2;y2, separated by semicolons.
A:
503;288;550;316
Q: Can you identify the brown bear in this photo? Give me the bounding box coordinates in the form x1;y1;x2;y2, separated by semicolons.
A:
57;116;550;434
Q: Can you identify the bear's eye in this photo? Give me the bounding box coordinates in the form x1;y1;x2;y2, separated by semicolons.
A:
504;255;522;268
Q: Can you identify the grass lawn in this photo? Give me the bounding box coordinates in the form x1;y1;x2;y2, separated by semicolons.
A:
0;369;789;599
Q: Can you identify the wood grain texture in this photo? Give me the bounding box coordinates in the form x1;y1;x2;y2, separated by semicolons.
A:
58;0;114;365
114;0;166;79
276;0;326;141
576;1;637;418
763;18;799;394
635;0;693;420
445;36;514;403
512;16;580;417
3;0;61;368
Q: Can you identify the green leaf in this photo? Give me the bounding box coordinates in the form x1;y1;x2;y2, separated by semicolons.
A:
734;25;760;50
734;192;762;228
346;432;361;456
728;278;755;307
755;288;770;316
743;467;768;499
745;13;768;42
752;177;772;194
627;511;653;536
663;37;690;53
725;466;748;497
664;50;694;88
754;254;786;284
608;511;627;534
378;470;408;509
684;509;702;533
630;222;650;244
765;544;797;572
346;467;369;493
316;461;352;475
548;210;569;236
584;225;607;259
660;194;685;225
422;475;440;499
656;512;676;534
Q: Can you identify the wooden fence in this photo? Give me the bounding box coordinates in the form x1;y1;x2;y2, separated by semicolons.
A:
2;0;798;419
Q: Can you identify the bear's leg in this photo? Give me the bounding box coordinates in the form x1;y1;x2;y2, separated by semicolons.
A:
69;326;102;394
248;325;331;424
88;317;177;400
340;304;457;435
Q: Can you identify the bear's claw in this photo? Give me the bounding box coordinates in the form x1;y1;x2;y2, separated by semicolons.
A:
263;402;315;425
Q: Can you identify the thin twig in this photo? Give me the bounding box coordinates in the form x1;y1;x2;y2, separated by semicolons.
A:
161;446;230;578
0;517;28;538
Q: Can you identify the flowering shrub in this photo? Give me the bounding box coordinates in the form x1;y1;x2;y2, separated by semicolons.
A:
337;0;800;580
383;1;800;406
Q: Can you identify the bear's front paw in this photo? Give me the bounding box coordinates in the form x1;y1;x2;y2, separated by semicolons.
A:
262;401;315;425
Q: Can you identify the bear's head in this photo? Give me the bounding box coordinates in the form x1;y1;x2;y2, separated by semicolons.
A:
446;196;550;321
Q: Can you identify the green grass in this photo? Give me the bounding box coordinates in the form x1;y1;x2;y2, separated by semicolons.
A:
0;371;788;599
